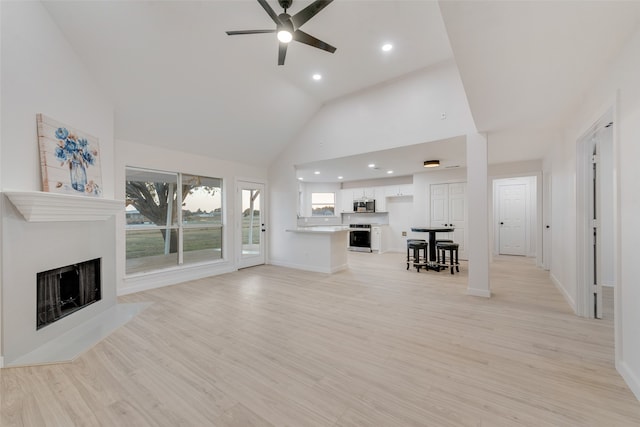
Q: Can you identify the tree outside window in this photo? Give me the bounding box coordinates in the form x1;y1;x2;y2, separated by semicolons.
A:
125;168;223;274
311;192;335;216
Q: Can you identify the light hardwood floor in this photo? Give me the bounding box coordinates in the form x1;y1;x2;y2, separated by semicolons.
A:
2;253;639;426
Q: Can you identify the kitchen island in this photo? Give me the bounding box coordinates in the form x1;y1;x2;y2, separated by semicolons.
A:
281;226;350;273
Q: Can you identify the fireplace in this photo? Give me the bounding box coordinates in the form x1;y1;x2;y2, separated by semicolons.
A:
36;258;102;330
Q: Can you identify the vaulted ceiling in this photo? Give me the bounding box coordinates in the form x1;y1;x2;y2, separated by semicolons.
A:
42;1;640;170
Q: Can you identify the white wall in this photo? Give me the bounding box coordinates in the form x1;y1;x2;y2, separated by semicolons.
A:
548;26;640;400
0;1;115;364
115;139;267;295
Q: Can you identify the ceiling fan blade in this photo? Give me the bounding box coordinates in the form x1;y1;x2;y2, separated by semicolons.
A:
293;30;336;53
226;29;276;35
257;0;282;25
291;0;333;29
278;42;288;66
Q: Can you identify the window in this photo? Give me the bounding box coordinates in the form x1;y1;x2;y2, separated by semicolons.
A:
311;192;335;216
125;168;223;274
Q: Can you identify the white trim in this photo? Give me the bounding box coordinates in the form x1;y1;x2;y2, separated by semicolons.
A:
236;179;268;269
4;191;123;222
466;288;491;298
119;262;236;296
269;259;348;274
618;360;640;402
0;356;4;368
550;272;576;313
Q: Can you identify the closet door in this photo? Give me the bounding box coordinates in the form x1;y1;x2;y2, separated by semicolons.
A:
430;182;468;260
448;183;467;259
430;184;449;227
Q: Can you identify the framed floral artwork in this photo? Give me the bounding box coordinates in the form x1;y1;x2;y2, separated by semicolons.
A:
36;114;102;197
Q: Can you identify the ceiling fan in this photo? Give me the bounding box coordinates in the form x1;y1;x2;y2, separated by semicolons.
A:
226;0;336;66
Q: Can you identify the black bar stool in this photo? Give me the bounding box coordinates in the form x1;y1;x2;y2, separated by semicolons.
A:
436;241;460;274
406;239;428;271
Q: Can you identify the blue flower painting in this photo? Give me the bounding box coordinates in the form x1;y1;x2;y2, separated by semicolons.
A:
37;114;102;197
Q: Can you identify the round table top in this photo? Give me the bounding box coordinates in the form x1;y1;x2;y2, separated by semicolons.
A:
411;227;454;232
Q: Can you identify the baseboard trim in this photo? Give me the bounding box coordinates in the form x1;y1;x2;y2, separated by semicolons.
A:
0;356;4;368
467;288;491;298
550;272;576;313
618;360;640;402
119;263;236;296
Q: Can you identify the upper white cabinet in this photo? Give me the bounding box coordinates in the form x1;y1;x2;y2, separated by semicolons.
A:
386;184;413;197
350;187;375;199
340;189;354;212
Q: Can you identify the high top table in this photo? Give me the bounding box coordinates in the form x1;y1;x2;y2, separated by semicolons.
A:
410;227;454;270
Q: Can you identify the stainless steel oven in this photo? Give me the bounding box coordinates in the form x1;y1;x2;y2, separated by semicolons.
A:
348;224;371;252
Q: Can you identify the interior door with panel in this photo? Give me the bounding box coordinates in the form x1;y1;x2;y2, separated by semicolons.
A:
448;183;467;259
238;181;265;268
498;183;527;256
430;183;468;259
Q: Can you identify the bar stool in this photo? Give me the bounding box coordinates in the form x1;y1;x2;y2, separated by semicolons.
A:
406;239;428;271
436;241;460;274
435;239;453;245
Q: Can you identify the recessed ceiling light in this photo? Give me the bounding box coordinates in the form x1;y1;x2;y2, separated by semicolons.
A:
368;163;376;168
312;74;322;81
382;43;393;52
298;177;304;180
423;160;440;168
337;176;343;180
387;170;394;174
314;171;320;175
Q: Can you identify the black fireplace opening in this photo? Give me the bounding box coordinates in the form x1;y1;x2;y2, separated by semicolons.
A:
37;258;102;330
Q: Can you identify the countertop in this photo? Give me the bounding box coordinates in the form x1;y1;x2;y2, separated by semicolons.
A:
286;226;350;234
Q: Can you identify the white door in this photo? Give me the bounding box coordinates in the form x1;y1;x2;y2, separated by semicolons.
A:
430;184;449;227
238;181;265;268
448;183;467;259
498;183;527;255
430;183;467;260
543;172;552;270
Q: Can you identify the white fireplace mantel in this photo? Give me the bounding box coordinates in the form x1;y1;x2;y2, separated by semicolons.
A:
4;191;123;222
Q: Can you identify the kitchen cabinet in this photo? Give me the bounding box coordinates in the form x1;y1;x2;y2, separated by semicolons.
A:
386;184;413;197
351;187;375;199
340;189;354;212
371;226;382;252
374;186;387;211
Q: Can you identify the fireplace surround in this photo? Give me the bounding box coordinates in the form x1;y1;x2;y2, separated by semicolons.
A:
2;191;123;366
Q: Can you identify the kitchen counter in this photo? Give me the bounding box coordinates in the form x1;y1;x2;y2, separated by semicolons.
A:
278;226;349;274
285;226;350;234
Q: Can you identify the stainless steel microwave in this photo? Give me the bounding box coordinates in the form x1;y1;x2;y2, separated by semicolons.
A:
353;199;375;213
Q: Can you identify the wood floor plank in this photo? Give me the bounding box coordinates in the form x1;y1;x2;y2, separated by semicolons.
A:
2;253;639;426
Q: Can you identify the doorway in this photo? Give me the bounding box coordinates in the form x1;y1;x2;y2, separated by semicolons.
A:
493;177;536;257
237;181;266;268
577;110;615;319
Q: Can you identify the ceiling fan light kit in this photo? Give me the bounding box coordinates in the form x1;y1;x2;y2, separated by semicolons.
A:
226;0;336;65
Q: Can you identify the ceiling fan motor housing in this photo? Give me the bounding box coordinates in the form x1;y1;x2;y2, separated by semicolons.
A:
278;0;293;10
